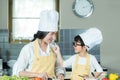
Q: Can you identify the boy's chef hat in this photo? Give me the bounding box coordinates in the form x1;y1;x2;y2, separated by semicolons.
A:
79;28;103;51
38;10;59;32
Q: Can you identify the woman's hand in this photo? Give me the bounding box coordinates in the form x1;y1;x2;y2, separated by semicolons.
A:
51;44;64;66
37;72;49;80
52;44;64;66
51;44;61;55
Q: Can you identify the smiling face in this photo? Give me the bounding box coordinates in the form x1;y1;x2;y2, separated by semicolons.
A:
42;32;57;44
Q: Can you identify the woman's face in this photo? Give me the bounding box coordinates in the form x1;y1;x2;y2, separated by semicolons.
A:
43;32;57;44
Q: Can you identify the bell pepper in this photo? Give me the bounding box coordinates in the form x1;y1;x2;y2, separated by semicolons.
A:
109;73;119;80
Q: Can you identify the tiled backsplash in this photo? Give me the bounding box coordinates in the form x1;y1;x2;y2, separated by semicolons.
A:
0;29;100;63
0;30;25;62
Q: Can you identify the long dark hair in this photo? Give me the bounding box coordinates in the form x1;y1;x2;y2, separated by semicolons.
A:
32;31;49;41
74;35;85;47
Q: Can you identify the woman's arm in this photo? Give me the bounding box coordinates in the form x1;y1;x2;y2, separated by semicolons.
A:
19;71;39;78
12;45;29;76
19;71;50;79
52;45;64;66
52;44;75;67
12;44;38;78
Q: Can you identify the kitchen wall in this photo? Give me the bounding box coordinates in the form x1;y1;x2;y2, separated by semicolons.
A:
0;0;8;30
0;0;120;74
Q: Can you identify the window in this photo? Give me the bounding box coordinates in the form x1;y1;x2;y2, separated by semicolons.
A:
9;0;59;43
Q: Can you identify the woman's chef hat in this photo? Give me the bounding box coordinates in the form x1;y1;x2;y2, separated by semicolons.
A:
38;10;59;32
79;28;103;51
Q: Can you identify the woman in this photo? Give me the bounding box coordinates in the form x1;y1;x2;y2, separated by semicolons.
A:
12;10;65;80
55;28;103;80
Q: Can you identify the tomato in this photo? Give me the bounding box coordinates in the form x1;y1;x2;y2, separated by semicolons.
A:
102;77;109;80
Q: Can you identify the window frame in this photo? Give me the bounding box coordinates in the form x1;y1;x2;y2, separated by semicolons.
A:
9;0;59;43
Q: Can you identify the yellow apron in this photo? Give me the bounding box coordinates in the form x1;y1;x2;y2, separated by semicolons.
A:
71;53;90;80
31;39;56;78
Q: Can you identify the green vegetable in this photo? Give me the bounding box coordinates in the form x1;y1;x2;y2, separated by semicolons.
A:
0;75;28;80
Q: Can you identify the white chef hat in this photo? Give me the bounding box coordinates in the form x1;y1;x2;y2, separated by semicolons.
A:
38;10;59;32
79;28;103;51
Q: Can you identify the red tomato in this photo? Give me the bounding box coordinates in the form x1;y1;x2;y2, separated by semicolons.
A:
102;77;109;80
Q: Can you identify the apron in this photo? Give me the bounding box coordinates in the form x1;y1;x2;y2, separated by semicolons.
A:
71;53;90;80
31;39;56;78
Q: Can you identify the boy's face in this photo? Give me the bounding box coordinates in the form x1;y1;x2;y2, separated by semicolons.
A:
73;41;83;53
